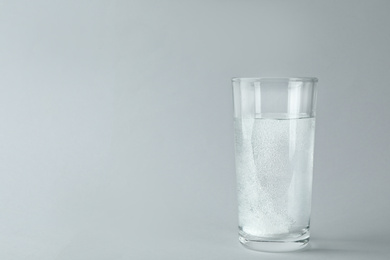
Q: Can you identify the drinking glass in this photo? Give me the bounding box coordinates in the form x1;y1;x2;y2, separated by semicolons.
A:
232;77;318;252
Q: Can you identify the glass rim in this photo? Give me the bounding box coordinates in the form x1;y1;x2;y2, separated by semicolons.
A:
232;77;318;83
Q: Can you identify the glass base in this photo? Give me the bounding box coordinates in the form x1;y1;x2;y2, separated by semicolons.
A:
238;232;310;253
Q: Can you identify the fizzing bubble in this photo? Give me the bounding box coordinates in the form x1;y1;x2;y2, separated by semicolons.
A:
234;117;315;238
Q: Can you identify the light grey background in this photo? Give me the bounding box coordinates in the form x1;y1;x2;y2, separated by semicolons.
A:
1;0;389;259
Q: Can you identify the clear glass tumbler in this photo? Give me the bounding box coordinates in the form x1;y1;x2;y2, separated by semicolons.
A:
232;77;318;252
